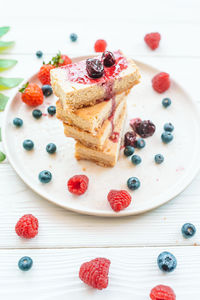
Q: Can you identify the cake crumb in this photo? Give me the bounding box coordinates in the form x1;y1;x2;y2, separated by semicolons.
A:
82;167;86;171
194;243;197;246
163;217;166;220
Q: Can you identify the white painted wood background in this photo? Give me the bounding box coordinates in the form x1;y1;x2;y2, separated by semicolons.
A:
0;0;200;298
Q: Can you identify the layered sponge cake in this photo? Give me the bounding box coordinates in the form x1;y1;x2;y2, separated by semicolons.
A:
75;103;127;167
51;50;140;110
52;50;140;167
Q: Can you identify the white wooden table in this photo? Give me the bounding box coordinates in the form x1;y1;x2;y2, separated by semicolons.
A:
1;0;200;298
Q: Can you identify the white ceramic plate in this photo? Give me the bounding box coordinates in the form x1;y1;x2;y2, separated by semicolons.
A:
2;56;200;217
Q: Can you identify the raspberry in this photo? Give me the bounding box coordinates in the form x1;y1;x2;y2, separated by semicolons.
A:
67;175;89;195
107;190;132;212
150;285;176;300
15;214;38;239
152;72;170;93
38;64;55;85
19;82;43;106
79;257;111;290
94;39;107;52
144;32;161;50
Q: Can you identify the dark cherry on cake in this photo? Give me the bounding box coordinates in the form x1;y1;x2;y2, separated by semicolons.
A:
102;51;116;67
130;119;156;138
86;58;104;79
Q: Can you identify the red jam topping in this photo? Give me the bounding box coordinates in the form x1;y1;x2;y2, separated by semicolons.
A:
109;132;119;143
62;50;128;85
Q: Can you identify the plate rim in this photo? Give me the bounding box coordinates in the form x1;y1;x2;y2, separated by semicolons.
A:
2;56;200;217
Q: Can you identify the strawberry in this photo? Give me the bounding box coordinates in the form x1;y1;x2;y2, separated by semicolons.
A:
38;63;55;85
51;52;72;67
19;82;43;106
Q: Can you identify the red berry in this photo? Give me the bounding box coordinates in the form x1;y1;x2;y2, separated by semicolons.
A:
152;72;170;93
79;257;111;290
107;190;132;212
144;32;161;50
58;54;72;66
19;83;43;106
15;214;38;239
67;175;89;195
94;39;107;52
38;64;55;85
150;285;176;300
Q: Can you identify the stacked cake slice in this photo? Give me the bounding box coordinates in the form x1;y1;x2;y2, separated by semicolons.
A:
51;50;140;167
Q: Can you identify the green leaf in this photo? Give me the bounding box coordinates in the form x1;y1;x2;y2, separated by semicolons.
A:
0;151;6;162
0;41;15;52
0;128;1;142
0;77;23;90
0;59;17;71
0;26;10;37
0;93;9;110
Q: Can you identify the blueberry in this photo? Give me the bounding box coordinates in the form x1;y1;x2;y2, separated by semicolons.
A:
46;143;57;154
36;50;43;58
124;146;135;157
157;251;177;273
155;154;164;164
162;97;171;108
181;223;196;238
18;256;33;271
136;138;146;149
47;106;56;116
32;109;42;119
13;117;23;127
39;170;52;183
23;139;34;151
42;85;53;97
131;155;142;165
70;33;78;42
127;177;140;190
164;122;174;132
86;58;104;79
161;132;173;144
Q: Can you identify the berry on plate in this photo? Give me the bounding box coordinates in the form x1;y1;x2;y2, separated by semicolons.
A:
124;131;137;147
23;139;34;151
47;105;56;116
39;170;52;183
19;82;43;106
51;52;72;67
94;39;107;52
157;251;177;272
144;32;161;50
127;177;140;190
107;189;132;212
164;122;174;132
36;50;43;58
154;154;164;164
150;284;176;300
18;256;33;271
42;85;53;97
136;138;146;149
15;214;38;239
162;97;172;108
152;72;170;93
13;117;23;127
79;257;111;290
181;223;196;238
67;175;89;195
124;146;135;157
135;120;156;138
46;143;57;154
32;109;42;119
70;33;78;42
38;63;55;85
161;132;173;144
131;155;142;165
